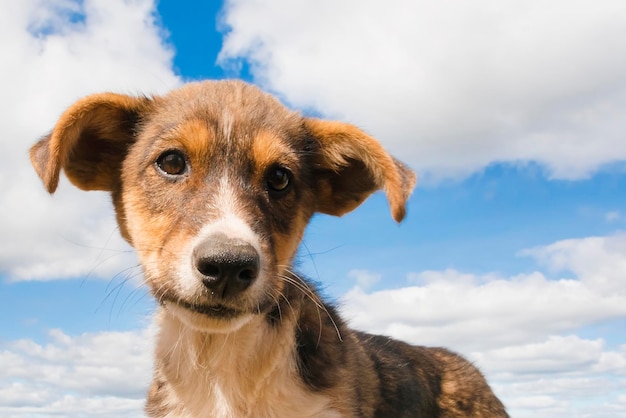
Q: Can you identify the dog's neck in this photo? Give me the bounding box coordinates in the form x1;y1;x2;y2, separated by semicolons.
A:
152;305;338;418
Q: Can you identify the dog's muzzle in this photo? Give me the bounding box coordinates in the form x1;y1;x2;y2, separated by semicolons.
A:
192;233;260;300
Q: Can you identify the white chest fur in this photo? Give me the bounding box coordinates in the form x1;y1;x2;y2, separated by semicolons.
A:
154;311;340;418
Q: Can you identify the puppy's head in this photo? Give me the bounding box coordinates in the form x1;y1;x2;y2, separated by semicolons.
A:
30;80;416;332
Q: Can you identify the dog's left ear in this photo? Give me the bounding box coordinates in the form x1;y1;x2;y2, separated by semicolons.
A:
306;119;417;222
30;93;151;194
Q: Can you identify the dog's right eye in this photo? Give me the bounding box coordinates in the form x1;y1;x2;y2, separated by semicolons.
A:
265;166;292;195
156;151;187;177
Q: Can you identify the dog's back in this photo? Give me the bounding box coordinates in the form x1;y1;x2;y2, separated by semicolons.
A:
353;333;507;416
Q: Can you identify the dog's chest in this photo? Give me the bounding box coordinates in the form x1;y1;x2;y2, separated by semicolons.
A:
165;359;340;418
185;380;338;418
156;315;341;418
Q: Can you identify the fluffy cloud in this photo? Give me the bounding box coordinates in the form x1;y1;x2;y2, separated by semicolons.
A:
220;0;626;181
523;233;626;295
0;0;179;281
341;233;626;417
344;268;626;352
0;328;152;417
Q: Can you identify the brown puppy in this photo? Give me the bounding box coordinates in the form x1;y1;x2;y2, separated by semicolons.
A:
30;80;508;417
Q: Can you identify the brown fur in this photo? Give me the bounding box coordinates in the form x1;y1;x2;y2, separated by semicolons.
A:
30;80;508;417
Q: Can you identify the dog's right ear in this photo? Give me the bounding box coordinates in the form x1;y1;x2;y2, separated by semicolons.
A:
30;93;152;194
305;118;417;223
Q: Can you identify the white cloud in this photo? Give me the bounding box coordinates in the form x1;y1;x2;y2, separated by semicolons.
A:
344;269;626;353
0;0;180;281
523;233;626;295
474;335;606;375
340;233;626;417
0;328;153;417
220;0;626;181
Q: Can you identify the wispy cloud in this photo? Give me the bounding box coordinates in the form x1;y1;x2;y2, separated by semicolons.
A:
348;269;381;290
606;211;621;222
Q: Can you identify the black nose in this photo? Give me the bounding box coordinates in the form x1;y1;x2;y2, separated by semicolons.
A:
192;233;260;299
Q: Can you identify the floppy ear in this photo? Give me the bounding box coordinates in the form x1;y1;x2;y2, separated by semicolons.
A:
306;118;417;222
30;93;151;194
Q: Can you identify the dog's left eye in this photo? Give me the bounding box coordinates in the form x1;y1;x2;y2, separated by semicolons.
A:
156;150;187;177
265;166;292;194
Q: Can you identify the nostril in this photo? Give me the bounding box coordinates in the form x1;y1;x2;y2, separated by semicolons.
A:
238;266;258;282
197;260;221;278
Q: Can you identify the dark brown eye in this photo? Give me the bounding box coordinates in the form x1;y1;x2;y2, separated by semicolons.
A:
265;166;292;194
156;150;187;176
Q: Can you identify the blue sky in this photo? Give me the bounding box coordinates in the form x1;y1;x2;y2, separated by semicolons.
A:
1;0;626;416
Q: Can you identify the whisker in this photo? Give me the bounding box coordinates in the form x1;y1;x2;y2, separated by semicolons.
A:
276;267;343;343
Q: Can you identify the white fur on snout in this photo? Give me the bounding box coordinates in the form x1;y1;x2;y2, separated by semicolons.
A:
176;176;265;298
